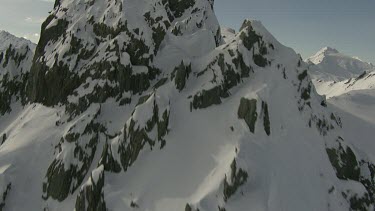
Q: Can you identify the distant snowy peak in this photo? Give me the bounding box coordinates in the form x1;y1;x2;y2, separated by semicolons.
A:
308;46;375;99
307;47;374;81
0;30;35;51
308;47;339;64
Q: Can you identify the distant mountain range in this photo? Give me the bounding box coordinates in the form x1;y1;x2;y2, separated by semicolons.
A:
307;46;375;99
306;47;375;145
307;46;374;82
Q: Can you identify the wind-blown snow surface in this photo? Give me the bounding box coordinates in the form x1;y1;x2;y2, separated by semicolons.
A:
0;1;374;211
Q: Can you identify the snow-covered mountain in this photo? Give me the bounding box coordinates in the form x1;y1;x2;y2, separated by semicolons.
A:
307;47;374;82
0;31;35;115
0;1;374;211
0;31;35;51
307;48;375;139
307;47;375;98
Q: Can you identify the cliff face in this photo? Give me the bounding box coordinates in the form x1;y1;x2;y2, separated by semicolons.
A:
0;1;374;211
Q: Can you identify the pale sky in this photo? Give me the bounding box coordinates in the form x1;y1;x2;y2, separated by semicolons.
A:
216;0;375;63
0;0;374;63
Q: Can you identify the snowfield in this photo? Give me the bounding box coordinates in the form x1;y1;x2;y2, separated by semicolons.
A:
0;1;374;211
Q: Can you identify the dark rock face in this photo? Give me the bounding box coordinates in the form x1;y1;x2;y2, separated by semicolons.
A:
75;166;107;211
185;203;193;211
191;52;253;110
192;86;224;110
239;20;268;68
43;160;74;201
261;101;271;136
238;98;258;133
326;137;375;210
0;72;28;115
28;16;70;106
223;159;248;202
118;94;170;171
326;138;361;181
1;44;30;68
172;61;192;91
0;183;11;211
96;96;170;178
43;106;104;201
167;0;195;19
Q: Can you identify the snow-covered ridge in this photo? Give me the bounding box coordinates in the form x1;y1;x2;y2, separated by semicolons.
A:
0;30;35;78
314;70;375;98
0;31;35;51
0;1;374;211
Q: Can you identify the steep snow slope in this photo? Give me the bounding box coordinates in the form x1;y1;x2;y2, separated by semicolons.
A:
0;1;374;211
329;89;375;125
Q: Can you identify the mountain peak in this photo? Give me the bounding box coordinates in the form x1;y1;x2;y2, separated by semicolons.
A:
308;47;339;64
320;46;339;54
0;30;12;37
239;19;263;31
307;46;374;81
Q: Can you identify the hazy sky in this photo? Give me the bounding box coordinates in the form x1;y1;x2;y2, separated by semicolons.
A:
0;0;374;62
0;0;53;42
215;0;375;63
